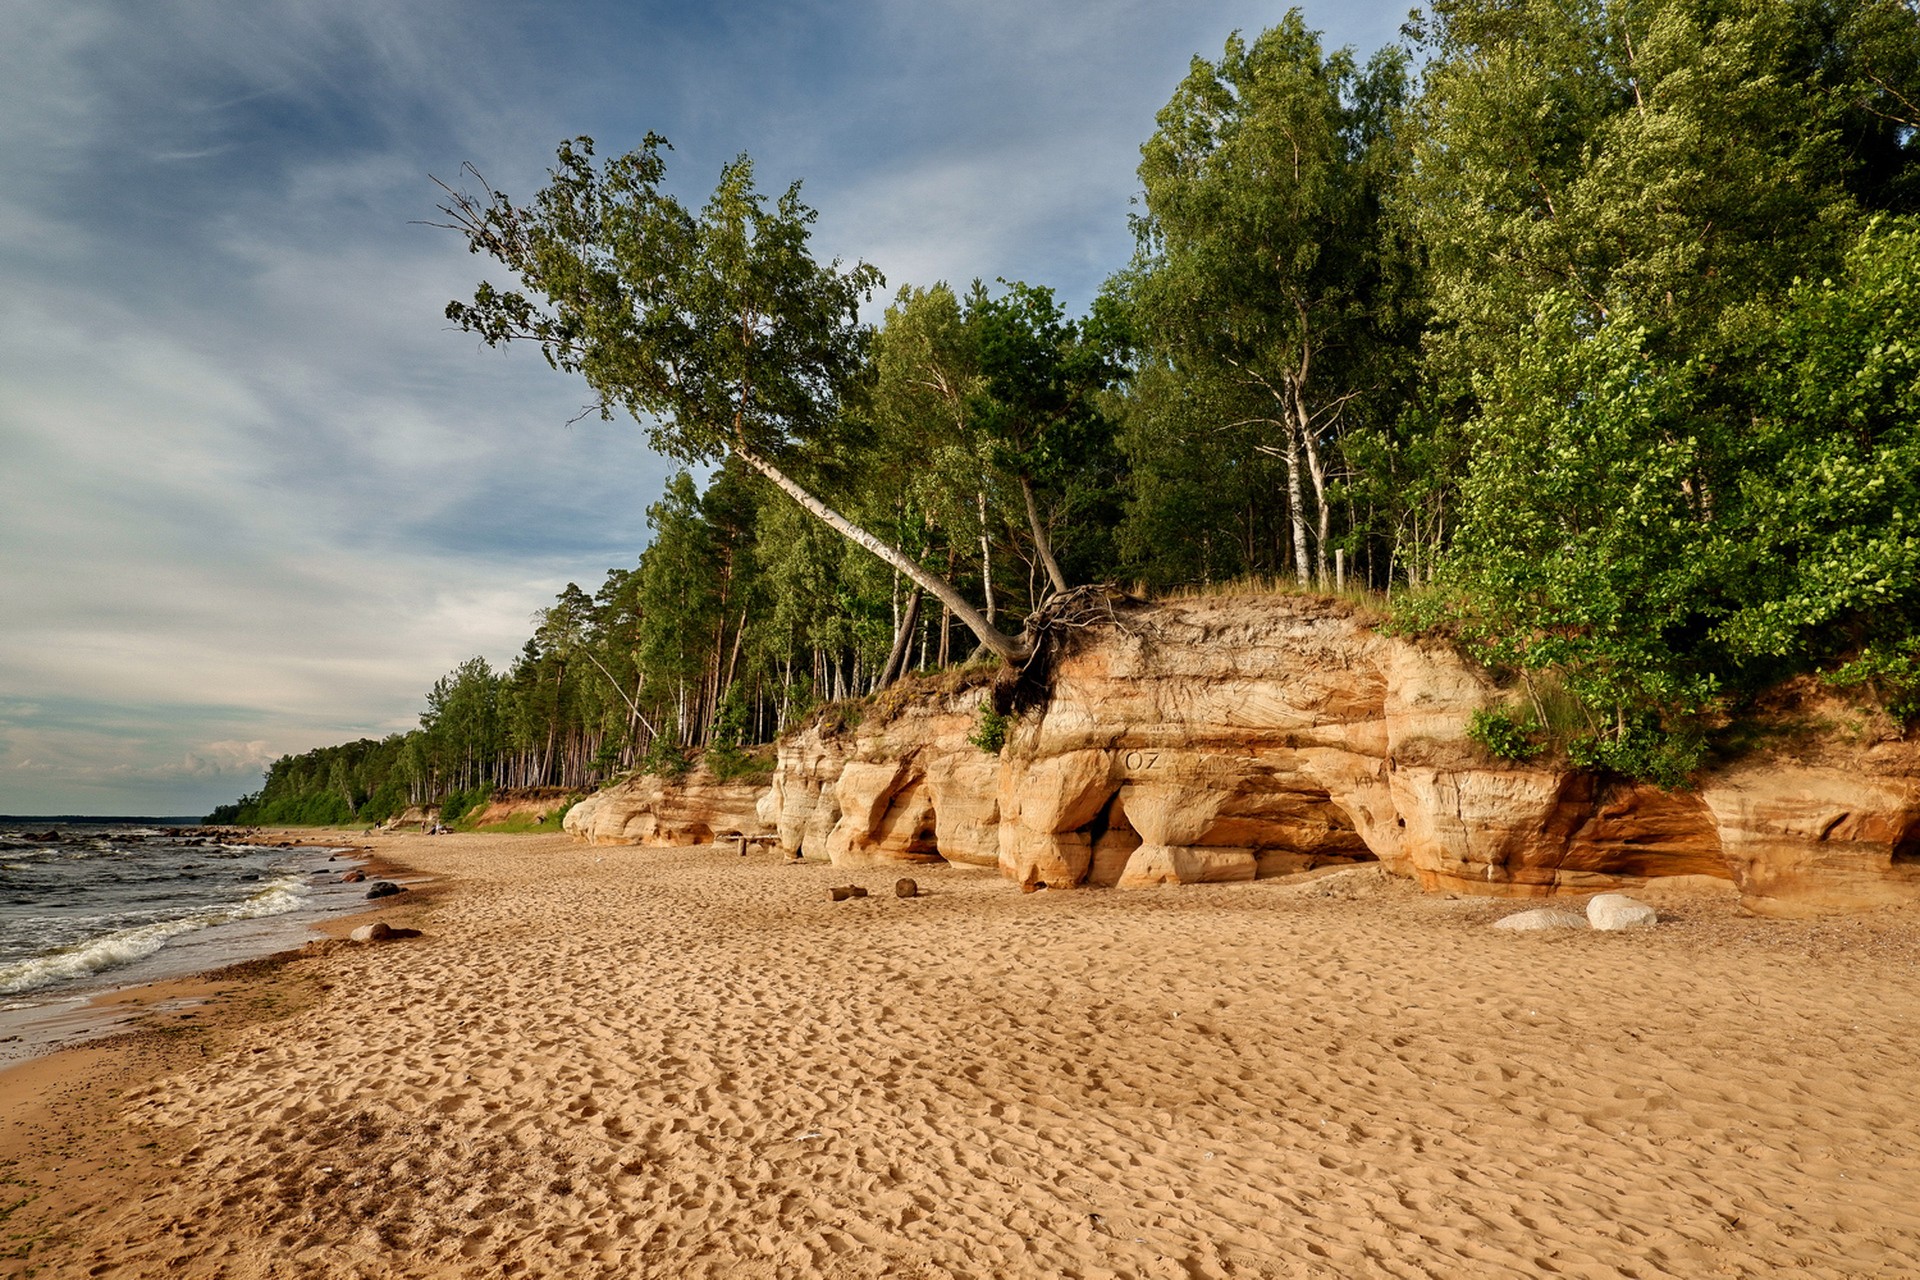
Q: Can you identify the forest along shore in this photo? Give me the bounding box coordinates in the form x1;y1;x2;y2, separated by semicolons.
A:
4;830;1919;1279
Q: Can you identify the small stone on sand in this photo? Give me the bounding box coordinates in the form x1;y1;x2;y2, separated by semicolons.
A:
1587;893;1658;931
1492;908;1588;932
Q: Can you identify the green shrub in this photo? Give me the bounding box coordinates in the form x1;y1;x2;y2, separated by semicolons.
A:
1568;724;1704;790
439;782;493;826
355;780;408;826
640;737;692;778
1466;707;1541;761
707;744;775;783
703;687;758;779
969;705;1010;754
1826;641;1920;725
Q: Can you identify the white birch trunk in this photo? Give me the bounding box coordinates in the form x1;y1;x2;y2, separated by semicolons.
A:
732;442;1027;661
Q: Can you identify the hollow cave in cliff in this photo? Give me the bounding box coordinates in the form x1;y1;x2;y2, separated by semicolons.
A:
1082;790;1141;887
880;779;949;865
1060;785;1376;890
1894;820;1920;866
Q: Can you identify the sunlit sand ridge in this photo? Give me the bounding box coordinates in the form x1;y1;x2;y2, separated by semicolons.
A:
8;829;1920;1279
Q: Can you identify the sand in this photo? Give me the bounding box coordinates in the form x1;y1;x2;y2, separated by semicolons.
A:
4;830;1919;1279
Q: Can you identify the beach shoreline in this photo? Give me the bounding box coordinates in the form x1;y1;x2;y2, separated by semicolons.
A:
0;829;440;1274
4;830;1919;1278
0;829;416;1067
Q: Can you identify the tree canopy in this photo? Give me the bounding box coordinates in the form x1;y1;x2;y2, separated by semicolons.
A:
214;0;1920;821
436;137;1039;660
1128;14;1416;586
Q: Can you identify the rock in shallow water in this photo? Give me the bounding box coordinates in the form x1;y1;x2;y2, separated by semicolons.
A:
1587;893;1658;931
365;881;404;900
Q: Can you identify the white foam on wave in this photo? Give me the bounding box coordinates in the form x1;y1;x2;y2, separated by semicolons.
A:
225;881;308;921
0;872;312;997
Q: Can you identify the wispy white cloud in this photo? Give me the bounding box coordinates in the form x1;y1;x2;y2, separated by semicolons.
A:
0;0;1407;813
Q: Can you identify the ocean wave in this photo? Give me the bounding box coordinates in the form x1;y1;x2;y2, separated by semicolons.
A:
225;881;309;921
0;873;312;997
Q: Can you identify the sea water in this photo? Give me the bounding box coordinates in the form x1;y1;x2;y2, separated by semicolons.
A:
0;820;372;1061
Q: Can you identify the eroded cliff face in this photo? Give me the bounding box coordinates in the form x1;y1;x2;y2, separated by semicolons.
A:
466;788;576;829
564;768;774;847
1700;759;1920;914
767;595;1920;916
770;690;1002;871
559;595;1920;914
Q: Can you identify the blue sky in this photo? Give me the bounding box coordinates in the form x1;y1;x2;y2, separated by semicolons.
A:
0;0;1409;815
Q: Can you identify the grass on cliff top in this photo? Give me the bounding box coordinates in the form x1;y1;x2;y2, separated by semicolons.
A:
459;809;572;835
788;660;1000;741
450;788;583;833
631;742;778;783
705;743;778;782
1145;573;1398;622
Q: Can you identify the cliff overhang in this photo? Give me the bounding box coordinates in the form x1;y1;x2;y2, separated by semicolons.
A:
572;594;1920;917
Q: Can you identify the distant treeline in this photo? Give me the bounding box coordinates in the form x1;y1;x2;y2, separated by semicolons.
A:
213;0;1920;822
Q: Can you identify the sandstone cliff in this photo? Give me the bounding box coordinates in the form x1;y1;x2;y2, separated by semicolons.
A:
565;593;1920;915
466;788;575;829
771;594;1920;916
564;767;774;847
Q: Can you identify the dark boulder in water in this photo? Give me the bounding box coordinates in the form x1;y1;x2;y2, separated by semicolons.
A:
365;881;405;899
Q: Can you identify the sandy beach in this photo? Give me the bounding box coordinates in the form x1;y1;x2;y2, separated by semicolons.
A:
4;830;1919;1279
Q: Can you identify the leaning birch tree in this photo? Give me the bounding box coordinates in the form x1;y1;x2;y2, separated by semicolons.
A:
434;135;1031;661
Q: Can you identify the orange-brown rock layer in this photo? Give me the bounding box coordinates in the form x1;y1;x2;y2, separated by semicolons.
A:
466;787;577;829
564;768;774;847
765;595;1920;916
558;596;1919;914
